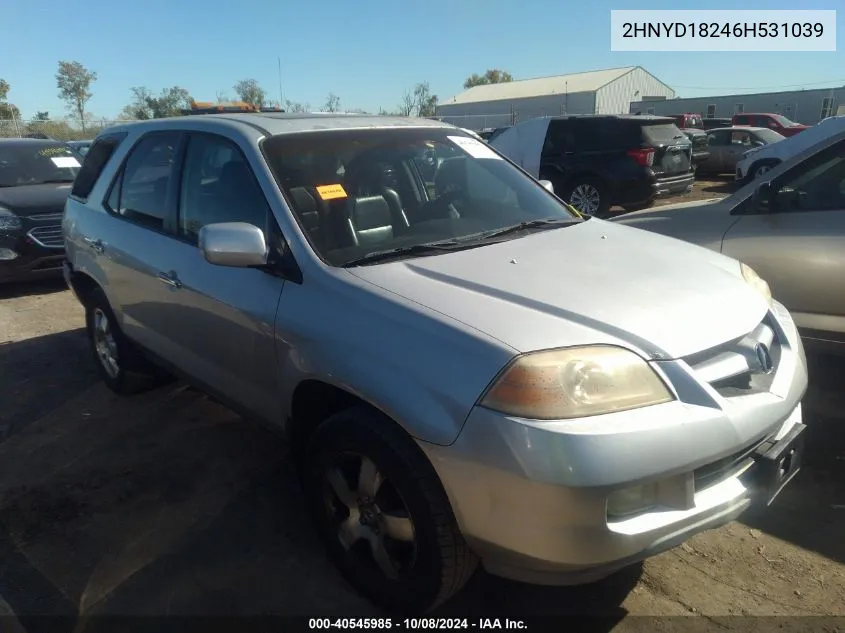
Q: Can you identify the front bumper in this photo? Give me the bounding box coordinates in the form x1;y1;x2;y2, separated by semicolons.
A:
422;302;808;585
0;232;65;283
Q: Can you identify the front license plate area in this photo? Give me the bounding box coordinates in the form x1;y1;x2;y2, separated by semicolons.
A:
750;422;806;506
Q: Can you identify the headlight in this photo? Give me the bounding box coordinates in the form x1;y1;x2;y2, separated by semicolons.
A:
0;207;23;232
740;262;773;306
479;345;674;420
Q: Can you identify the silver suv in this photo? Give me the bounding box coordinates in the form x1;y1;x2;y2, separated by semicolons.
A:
63;113;808;614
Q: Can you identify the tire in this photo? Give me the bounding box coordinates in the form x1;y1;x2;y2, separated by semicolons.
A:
563;177;609;217
751;160;779;181
85;287;170;395
303;406;478;614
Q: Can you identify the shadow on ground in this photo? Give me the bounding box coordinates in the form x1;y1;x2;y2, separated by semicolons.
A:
0;278;67;301
0;328;97;442
740;353;845;565
0;330;637;629
696;176;741;195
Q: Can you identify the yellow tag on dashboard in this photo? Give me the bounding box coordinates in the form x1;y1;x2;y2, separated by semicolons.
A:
316;184;347;201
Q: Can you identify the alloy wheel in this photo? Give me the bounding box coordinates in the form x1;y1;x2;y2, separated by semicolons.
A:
570;184;601;214
93;308;120;378
322;452;416;580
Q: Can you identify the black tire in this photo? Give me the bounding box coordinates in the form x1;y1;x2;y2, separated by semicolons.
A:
563;176;610;217
750;160;779;181
85;287;170;395
303;406;478;614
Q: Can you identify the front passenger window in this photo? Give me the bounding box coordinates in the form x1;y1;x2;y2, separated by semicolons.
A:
178;134;271;244
772;140;845;212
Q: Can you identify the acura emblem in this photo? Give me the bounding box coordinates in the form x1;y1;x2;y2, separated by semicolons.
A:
755;343;774;374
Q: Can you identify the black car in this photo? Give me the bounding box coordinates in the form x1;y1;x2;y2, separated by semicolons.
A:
537;115;694;216
0;139;80;283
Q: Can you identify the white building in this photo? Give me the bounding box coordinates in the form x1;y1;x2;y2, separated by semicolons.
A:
435;66;675;130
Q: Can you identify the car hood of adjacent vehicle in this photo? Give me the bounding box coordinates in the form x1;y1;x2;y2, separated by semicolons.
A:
0;183;73;217
348;219;768;360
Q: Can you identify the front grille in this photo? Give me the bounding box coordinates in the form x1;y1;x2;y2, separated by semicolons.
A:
684;315;781;398
694;436;767;492
27;224;64;248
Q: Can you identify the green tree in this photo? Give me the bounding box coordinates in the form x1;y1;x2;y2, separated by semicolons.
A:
0;79;9;102
34;111;50;121
233;78;266;109
122;86;193;120
463;69;514;89
56;61;98;133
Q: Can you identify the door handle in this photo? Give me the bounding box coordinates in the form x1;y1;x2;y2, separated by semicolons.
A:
83;237;105;254
157;271;183;289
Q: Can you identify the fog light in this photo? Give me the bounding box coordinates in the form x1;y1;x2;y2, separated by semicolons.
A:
0;248;18;261
607;483;658;518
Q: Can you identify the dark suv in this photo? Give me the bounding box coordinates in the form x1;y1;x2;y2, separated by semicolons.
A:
537;115;694;215
668;114;711;168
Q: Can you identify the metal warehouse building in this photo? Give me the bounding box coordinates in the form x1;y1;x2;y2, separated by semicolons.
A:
630;87;845;126
435;66;675;130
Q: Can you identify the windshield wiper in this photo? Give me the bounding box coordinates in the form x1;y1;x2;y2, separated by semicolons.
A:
342;239;486;267
468;217;580;242
40;179;75;184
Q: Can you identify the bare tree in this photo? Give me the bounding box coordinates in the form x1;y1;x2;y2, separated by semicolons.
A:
322;93;341;113
413;82;438;117
215;90;230;103
233;79;266;109
398;90;414;116
0;79;9;102
56;61;98;133
285;100;310;113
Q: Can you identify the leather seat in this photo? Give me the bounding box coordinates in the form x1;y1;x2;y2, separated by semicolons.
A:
288;187;323;248
347;196;394;247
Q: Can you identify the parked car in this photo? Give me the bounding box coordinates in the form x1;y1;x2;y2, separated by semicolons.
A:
67;140;93;157
0;138;80;283
701;127;785;176
614;124;845;355
64;113;808;613
703;117;733;131
491;115;694;216
736;115;845;183
667;114;711;168
732;113;808;137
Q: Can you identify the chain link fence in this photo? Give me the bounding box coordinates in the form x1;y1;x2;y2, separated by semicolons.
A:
0;117;139;141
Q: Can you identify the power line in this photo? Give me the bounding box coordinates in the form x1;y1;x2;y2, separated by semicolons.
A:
670;79;845;90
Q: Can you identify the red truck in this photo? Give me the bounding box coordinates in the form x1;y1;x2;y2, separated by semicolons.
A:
731;113;808;137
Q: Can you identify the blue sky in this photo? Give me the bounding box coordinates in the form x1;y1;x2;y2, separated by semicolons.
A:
2;0;842;119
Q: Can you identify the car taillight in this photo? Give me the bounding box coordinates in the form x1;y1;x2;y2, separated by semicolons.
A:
627;147;655;167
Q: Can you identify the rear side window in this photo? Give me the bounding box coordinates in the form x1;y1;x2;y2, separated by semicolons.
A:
70;133;127;200
104;132;180;232
641;123;686;146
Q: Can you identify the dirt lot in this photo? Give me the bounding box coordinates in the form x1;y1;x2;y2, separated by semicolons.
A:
0;190;843;629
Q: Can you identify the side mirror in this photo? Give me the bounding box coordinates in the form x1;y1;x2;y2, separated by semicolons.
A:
199;222;268;267
539;179;555;194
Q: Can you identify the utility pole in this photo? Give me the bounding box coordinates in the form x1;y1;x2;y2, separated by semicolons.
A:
278;57;284;107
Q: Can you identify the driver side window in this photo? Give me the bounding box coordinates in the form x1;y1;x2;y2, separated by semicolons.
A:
771;140;845;213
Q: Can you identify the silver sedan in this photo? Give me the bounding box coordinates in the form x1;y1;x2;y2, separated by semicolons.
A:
701;127;785;175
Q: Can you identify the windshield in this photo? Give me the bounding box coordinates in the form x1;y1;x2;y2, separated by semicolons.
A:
262;129;581;267
641;122;687;145
0;143;81;187
772;114;798;127
754;129;786;144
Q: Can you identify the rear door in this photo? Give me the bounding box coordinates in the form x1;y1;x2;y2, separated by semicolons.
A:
93;131;186;361
147;131;286;422
722;137;845;342
706;130;731;172
641;120;692;177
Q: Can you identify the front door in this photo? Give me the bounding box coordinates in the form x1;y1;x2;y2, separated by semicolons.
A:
150;131;286;422
722;138;845;343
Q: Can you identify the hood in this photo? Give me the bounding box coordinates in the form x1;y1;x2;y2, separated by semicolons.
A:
620;196;728;217
0;183;72;217
349;219;768;359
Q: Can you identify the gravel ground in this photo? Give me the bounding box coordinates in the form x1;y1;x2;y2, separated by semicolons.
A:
0;188;842;629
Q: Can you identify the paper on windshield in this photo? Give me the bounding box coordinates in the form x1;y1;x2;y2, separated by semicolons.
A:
447;135;501;160
316;183;347;200
51;156;81;168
